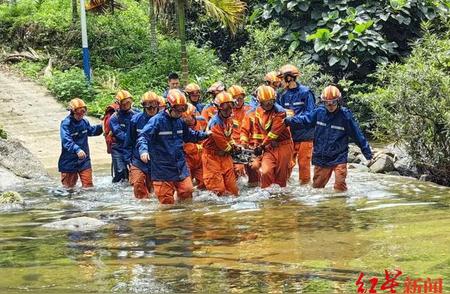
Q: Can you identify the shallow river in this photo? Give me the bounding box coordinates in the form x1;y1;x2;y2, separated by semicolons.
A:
1;168;449;293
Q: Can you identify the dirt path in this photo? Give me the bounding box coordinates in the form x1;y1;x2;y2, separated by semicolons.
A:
0;70;111;175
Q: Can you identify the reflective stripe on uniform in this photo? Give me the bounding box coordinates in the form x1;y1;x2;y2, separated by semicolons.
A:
159;131;173;135
292;102;304;106
317;121;326;126
252;134;264;139
240;135;249;142
267;132;278;140
224;144;232;152
331;125;345;131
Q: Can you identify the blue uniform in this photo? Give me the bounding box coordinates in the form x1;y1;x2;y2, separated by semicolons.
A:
248;95;259;109
192;101;205;113
58;115;102;173
285;105;372;167
128;111;154;174
278;83;316;142
109;109;137;182
137;111;208;182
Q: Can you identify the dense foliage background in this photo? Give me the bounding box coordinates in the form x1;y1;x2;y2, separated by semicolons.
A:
0;0;449;183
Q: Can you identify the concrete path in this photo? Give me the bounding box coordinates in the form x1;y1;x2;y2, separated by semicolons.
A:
0;70;111;175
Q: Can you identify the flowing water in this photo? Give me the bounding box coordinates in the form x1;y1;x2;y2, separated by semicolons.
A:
1;168;449;293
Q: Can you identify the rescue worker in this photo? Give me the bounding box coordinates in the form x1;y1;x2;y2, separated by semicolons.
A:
137;89;209;204
284;85;372;191
253;85;294;188
158;95;166;112
277;64;316;185
182;103;208;189
240;105;263;187
202;92;240;196
128;91;159;199
58;98;103;188
109;90;137;183
162;72;181;98
201;81;225;122
228;85;252;177
184;83;205;113
264;71;282;92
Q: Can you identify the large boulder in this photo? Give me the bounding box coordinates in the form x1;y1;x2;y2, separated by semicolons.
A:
369;154;395;173
384;143;409;161
348;144;362;163
394;156;419;177
0;138;47;179
42;217;108;231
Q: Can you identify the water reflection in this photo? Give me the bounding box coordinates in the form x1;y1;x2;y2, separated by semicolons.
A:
0;169;449;292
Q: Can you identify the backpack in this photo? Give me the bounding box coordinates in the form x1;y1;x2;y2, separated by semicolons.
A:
103;102;119;154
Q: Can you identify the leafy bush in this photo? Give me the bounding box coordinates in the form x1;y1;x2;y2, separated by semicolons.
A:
226;22;333;96
256;0;449;78
44;68;94;102
359;25;450;184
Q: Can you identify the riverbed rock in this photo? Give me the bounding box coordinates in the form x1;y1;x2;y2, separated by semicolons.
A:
348;144;362;163
393;157;418;177
42;217;108;231
0;138;48;179
348;163;370;172
0;191;23;204
369;154;395;173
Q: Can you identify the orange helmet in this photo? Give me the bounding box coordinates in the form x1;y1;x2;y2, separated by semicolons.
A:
264;71;281;83
185;83;201;94
115;90;132;102
158;96;166;108
278;64;300;77
68;98;86;111
183;103;197;117
227;85;245;98
214;91;234;106
166;89;187;107
257;85;276;102
141;91;159;104
207;81;225;94
321;85;341;101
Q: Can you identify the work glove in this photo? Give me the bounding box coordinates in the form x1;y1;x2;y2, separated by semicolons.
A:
140;153;150;164
77;150;86;159
283;116;293;126
253;145;265;156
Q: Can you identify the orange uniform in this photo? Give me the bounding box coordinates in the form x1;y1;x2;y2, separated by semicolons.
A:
202;114;239;196
184;116;207;189
231;105;252;177
254;104;294;188
201;103;217;122
231;105;252;144
240;108;263;186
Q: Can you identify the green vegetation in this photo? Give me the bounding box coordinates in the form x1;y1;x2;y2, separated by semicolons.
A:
0;0;449;184
0;125;6;139
256;0;449;79
359;23;450;185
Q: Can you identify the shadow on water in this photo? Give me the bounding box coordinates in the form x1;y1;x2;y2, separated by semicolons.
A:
0;169;449;293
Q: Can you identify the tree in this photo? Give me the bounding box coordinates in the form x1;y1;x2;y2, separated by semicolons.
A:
154;0;246;84
71;0;78;23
